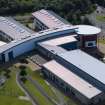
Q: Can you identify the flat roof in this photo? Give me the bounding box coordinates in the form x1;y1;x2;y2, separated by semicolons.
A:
0;41;7;47
38;43;67;54
0;17;34;40
58;49;105;86
32;9;71;29
0;25;76;54
40;35;77;46
7;17;34;34
75;25;101;35
43;60;101;99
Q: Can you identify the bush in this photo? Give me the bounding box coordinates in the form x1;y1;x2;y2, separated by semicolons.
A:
20;69;27;76
19;65;26;70
19;58;28;64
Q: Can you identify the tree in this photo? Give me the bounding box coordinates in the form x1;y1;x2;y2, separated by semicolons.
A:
19;65;27;77
82;17;92;25
19;65;27;83
0;0;99;23
20;69;27;77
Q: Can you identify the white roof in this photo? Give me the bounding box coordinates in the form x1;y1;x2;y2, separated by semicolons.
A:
0;17;34;40
40;35;77;46
43;60;101;99
0;41;6;47
75;25;101;35
38;43;67;54
32;9;71;29
58;49;105;86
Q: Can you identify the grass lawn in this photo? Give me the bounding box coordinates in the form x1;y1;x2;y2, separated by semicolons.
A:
27;68;59;102
0;67;32;105
25;80;54;105
98;39;105;44
96;15;105;22
0;68;24;96
25;67;78;105
0;95;31;105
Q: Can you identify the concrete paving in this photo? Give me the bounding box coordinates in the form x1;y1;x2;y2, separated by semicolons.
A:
30;54;47;66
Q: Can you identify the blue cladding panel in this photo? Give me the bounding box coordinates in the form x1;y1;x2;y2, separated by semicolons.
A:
60;42;77;50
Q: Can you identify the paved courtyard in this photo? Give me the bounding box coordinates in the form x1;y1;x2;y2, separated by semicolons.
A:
29;54;48;66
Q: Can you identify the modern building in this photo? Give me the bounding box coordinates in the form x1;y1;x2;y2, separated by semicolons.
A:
0;9;104;105
0;10;101;63
32;9;71;30
0;25;76;62
43;60;105;105
56;49;105;92
37;35;78;58
75;25;101;48
0;17;34;41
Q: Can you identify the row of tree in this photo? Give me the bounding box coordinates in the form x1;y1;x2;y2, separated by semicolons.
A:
0;0;104;24
91;0;105;7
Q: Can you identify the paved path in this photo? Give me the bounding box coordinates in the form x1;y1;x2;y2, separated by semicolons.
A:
27;76;58;105
16;71;39;105
50;83;68;105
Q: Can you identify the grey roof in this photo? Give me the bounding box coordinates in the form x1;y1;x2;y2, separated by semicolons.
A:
39;35;77;46
32;9;71;29
38;43;67;54
47;10;71;25
6;17;34;34
0;17;34;40
43;60;101;99
58;49;105;85
0;25;76;54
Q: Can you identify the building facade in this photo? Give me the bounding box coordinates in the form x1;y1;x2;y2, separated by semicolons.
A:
42;60;105;105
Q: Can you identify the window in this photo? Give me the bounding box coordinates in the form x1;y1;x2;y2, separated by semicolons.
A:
71;90;75;96
85;41;96;47
88;42;93;47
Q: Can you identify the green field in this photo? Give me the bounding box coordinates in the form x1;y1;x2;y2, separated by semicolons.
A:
96;15;105;22
0;95;31;105
0;67;32;105
98;39;105;44
25;80;54;105
0;65;78;105
27;69;59;101
26;68;78;105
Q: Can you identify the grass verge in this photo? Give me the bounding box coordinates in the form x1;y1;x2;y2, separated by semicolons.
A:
96;15;105;22
0;67;32;105
25;80;54;105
